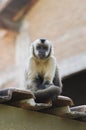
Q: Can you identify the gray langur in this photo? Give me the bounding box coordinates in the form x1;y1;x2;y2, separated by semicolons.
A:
24;38;62;103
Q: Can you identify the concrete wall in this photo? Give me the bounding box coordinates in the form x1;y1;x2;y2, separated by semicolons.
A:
0;0;86;87
0;19;30;88
0;0;86;71
0;31;16;71
28;0;86;61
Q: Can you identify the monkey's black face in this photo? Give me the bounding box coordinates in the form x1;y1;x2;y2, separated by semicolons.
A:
32;38;52;60
36;44;48;59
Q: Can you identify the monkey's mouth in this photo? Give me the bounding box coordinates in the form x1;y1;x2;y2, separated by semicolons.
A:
38;54;46;59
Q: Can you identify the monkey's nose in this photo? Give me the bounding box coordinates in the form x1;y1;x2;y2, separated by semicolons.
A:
40;38;46;43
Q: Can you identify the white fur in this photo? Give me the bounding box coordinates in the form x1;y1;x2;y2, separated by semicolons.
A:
25;39;57;91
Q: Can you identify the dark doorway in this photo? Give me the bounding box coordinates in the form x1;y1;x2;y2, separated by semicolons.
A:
62;71;86;106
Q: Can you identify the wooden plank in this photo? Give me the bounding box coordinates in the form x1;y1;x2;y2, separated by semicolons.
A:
0;0;38;31
0;88;34;102
0;88;52;110
0;88;74;110
0;104;86;130
64;111;86;122
71;105;86;112
0;0;32;20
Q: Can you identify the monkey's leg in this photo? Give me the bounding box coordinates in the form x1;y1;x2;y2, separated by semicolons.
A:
34;85;62;103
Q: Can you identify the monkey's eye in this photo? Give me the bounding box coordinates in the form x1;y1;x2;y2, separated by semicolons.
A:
36;46;41;50
43;46;48;50
36;45;48;50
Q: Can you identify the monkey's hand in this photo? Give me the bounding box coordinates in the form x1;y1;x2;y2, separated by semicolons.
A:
40;80;52;89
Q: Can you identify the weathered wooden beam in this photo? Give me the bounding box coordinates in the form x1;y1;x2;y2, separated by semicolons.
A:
0;104;86;130
0;88;73;110
0;88;85;122
0;0;34;20
0;0;38;31
0;0;11;12
0;16;21;31
65;111;86;122
71;105;86;113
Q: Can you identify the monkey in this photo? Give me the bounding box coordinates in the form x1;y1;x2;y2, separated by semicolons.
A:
24;38;62;103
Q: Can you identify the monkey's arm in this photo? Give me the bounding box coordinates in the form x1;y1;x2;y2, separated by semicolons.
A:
34;66;62;103
34;65;62;103
24;63;38;91
35;67;62;103
40;57;57;89
53;66;62;88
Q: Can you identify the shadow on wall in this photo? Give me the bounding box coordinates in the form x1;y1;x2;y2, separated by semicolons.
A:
62;71;86;106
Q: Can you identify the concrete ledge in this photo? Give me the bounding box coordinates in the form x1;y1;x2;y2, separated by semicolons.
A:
0;104;86;130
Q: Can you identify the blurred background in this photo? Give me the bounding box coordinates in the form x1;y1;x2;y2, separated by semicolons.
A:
0;0;86;105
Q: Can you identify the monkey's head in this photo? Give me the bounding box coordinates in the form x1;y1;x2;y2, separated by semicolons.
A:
32;38;53;60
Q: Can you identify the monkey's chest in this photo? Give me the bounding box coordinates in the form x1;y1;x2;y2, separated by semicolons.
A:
35;62;49;74
34;64;46;83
